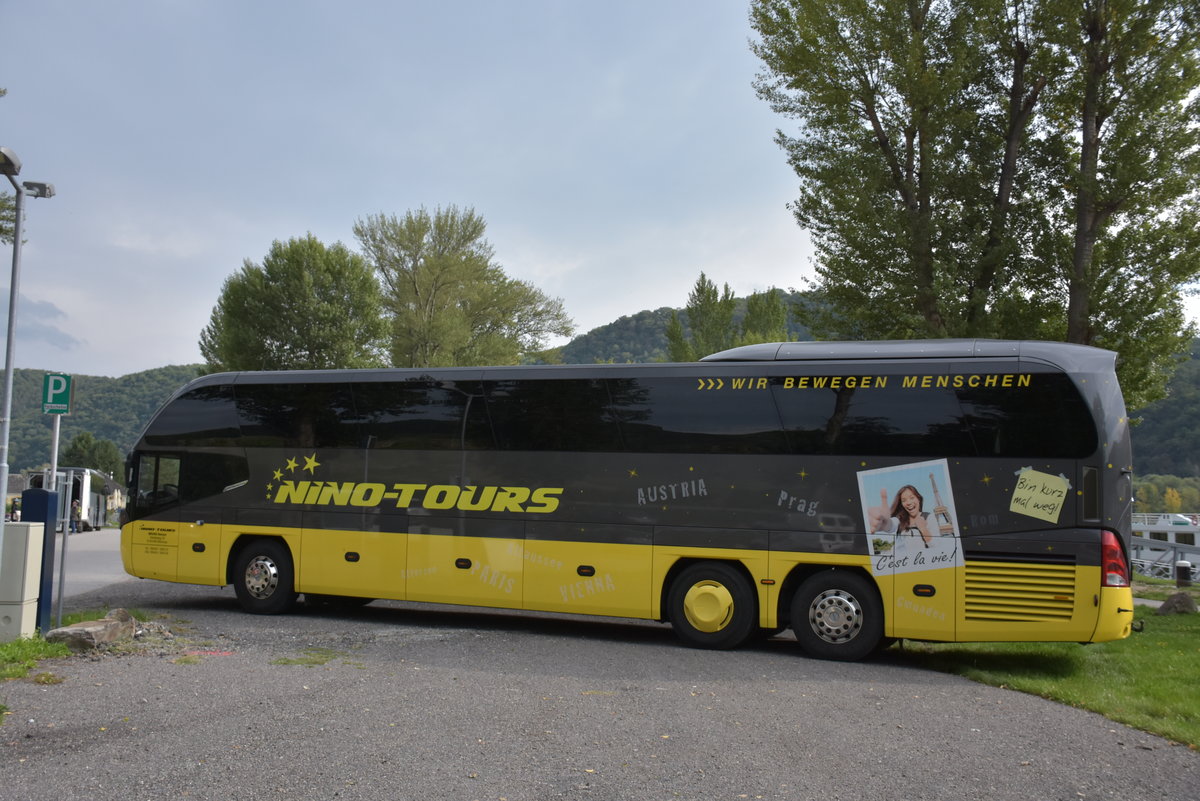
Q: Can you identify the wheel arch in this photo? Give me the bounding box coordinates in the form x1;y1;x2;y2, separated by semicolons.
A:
775;563;880;630
224;533;294;586
658;556;758;624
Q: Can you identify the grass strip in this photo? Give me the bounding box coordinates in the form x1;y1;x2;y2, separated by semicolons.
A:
893;607;1199;748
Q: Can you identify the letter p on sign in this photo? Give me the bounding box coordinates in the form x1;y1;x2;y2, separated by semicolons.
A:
43;372;72;414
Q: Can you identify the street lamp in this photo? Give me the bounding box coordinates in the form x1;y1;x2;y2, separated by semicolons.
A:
0;146;55;560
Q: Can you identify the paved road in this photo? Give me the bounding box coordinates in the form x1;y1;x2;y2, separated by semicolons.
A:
1;548;1196;801
59;527;132;598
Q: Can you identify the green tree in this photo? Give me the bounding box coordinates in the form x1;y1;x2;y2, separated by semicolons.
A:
666;272;737;361
353;206;573;367
750;0;1200;408
199;235;387;372
738;287;790;346
667;275;792;361
61;431;123;477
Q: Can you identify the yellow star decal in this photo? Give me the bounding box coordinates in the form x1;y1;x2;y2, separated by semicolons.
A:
627;468;638;478
303;453;320;473
273;469;283;481
285;457;298;473
981;474;992;486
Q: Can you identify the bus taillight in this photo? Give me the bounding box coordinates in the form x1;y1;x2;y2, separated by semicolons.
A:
1101;529;1130;587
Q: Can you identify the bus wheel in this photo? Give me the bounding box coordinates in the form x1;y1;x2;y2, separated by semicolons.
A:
791;570;882;661
667;562;756;650
232;539;297;615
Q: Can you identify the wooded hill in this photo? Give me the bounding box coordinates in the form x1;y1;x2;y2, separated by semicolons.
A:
5;324;1195;481
7;365;200;478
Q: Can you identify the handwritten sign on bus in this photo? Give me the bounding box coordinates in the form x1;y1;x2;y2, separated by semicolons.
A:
1009;468;1069;523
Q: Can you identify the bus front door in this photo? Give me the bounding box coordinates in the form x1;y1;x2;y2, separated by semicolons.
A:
126;454;182;581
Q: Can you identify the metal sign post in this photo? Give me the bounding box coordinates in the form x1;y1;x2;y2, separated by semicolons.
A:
41;374;72;628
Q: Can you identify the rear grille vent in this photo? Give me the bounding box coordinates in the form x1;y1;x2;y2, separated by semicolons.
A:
964;561;1077;622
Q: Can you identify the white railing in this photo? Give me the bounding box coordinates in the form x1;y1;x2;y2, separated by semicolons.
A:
1128;513;1199;580
1132;554;1198;581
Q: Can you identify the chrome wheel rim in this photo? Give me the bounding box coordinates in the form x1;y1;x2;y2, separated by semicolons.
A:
244;554;280;600
808;588;863;644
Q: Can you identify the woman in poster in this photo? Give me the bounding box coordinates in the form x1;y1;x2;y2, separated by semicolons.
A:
859;460;962;574
869;485;932;547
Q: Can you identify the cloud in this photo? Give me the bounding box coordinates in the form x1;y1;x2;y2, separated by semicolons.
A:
0;291;83;351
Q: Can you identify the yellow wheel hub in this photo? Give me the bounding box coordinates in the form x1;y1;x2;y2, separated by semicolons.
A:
682;580;735;633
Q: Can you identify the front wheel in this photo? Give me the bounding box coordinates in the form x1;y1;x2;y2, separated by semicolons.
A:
232;539;297;615
667;562;757;650
791;570;882;661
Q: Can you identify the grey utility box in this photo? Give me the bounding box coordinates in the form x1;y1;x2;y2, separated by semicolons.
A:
0;522;45;641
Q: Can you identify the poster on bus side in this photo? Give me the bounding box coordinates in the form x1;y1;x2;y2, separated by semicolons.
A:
857;459;963;575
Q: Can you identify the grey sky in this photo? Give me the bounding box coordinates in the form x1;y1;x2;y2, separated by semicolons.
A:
2;1;813;377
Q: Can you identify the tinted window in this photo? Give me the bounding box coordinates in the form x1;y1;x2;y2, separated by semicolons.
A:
484;379;622;452
610;377;788;454
143;386;241;447
957;372;1096;458
775;377;975;457
179;453;250;503
235;383;361;448
772;371;1097;459
354;380;489;450
134;453;180;510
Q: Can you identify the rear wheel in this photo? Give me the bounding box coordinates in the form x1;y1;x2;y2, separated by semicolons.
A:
667;562;757;650
791;570;882;661
232;539;297;615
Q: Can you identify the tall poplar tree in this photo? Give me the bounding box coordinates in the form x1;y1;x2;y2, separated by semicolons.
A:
751;0;1200;407
353;206;573;367
666;272;738;361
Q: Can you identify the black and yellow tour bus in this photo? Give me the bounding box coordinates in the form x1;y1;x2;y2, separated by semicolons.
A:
121;340;1135;661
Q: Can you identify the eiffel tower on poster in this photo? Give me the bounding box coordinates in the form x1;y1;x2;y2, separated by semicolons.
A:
930;473;954;535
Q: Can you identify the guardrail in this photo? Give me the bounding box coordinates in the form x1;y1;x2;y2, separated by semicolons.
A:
1129;535;1199;581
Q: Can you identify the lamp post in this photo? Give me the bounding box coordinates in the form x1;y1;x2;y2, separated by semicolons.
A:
0;146;55;558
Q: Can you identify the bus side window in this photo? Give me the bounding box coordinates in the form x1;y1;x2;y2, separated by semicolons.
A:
772;377;974;457
235;383;361;448
956;373;1097;459
354;380;488;450
137;454;181;508
608;376;788;454
178;453;250;503
485;379;622;452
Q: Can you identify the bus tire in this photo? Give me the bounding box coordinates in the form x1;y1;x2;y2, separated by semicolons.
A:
667;562;756;650
232;539;297;615
791;570;882;661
